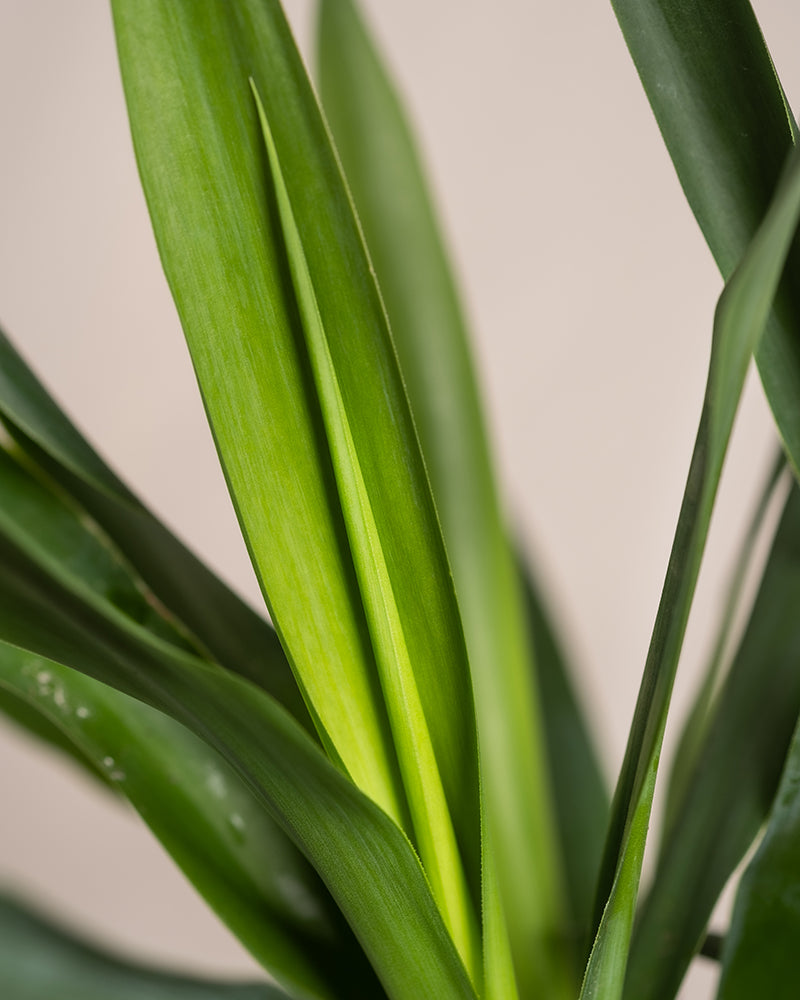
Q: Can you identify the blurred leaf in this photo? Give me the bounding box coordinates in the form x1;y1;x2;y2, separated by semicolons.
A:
0;326;310;729
0;893;283;1000
716;714;800;999
111;6;482;921
625;477;800;1000
520;562;609;963
0;446;371;999
582;146;800;1000
0;534;476;999
315;3;570;995
0;684;112;789
662;451;786;841
610;0;800;474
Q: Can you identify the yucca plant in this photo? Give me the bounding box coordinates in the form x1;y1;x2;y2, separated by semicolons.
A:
2;1;800;998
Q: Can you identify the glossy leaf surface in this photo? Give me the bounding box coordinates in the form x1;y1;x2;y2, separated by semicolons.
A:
111;7;481;923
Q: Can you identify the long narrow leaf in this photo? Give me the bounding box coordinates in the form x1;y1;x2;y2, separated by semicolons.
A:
624;478;800;1000
582;146;800;1000
716;714;800;999
0;894;282;1000
0;446;370;999
0;328;308;725
315;3;570;996
520;563;609;965
250;82;478;978
0;450;475;997
661;451;786;841
610;0;800;474
111;4;482;900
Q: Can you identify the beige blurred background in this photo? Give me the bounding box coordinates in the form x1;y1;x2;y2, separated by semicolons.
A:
1;1;799;997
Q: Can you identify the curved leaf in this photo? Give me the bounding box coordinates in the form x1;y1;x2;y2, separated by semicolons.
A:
0;526;475;1000
610;0;800;474
716;714;800;999
111;4;482;898
583;145;800;1000
250;81;478;977
0;328;307;725
315;3;569;995
0;893;282;1000
625;478;800;1000
0;446;369;999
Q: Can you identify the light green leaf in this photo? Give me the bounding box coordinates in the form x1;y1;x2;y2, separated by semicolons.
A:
250;80;478;978
0;893;283;1000
111;5;482;910
0;523;476;999
582;145;800;1000
625;477;800;1000
610;0;800;474
0;326;309;727
315;3;568;995
716;714;800;999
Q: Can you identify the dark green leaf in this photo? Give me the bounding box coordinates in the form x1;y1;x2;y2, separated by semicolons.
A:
0;893;282;1000
0;535;475;1000
0;326;310;729
624;478;800;1000
583;146;800;1000
111;8;482;927
609;0;800;474
520;562;609;964
716;714;800;999
0;447;368;999
315;3;570;995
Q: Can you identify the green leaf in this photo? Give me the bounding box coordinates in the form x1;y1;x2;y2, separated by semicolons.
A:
582;145;800;1000
0;446;370;999
624;476;800;1000
609;0;800;474
716;714;800;999
249;80;478;977
315;3;568;995
519;561;609;964
0;684;113;789
110;8;482;923
0;498;476;999
0;893;282;1000
661;451;786;842
0;326;310;728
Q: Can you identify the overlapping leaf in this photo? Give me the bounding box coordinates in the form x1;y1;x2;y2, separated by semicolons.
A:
110;13;482;959
716;714;800;999
0;524;476;1000
0;329;307;723
0;893;283;1000
624;477;800;1000
582;146;800;1000
0;445;369;999
610;0;800;472
315;3;593;995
